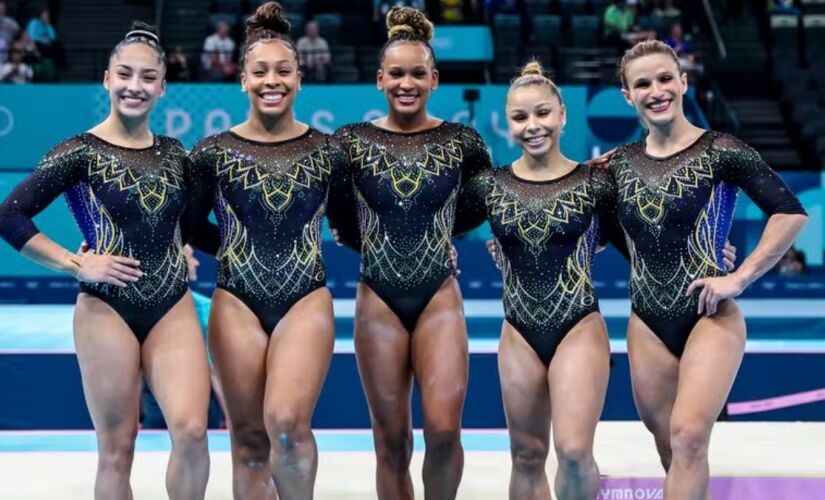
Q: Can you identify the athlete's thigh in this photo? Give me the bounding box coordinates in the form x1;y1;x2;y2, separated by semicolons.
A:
498;321;551;450
411;278;468;426
73;293;142;431
547;313;610;446
671;300;745;426
141;291;211;427
354;282;414;429
263;288;335;418
208;289;269;428
626;313;679;422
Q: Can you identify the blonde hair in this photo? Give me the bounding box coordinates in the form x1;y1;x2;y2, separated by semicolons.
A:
617;40;681;88
508;60;563;104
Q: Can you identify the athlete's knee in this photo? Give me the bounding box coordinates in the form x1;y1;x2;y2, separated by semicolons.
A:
264;407;312;454
98;432;137;474
233;426;271;469
554;438;594;472
375;430;413;471
669;418;710;463
168;416;208;453
511;441;549;475
423;423;461;462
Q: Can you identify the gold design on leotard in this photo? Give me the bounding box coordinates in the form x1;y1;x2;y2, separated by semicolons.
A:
501;218;598;325
214;148;332;213
216;192;325;300
348;136;465;199
628;183;729;313
616;153;714;225
79;186;186;302
488;181;594;248
357;188;455;285
85;153;183;215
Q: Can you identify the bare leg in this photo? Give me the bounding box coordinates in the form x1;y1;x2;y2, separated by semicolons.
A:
665;300;745;500
209;289;276;500
411;278;468;500
142;291;211;500
498;322;551;500
74;293;141;500
354;282;414;500
263;288;335;499
627;313;680;471
548;312;610;500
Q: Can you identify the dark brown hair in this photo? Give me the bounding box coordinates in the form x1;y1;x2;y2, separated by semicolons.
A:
617;40;681;88
240;1;297;66
110;21;165;67
378;7;436;67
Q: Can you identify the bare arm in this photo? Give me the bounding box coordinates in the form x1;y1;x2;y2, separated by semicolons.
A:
730;213;808;288
20;233;82;276
687;213;808;315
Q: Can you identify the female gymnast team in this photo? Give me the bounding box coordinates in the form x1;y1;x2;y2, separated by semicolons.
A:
0;3;807;500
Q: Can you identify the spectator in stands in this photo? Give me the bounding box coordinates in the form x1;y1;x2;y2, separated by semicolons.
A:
603;0;655;48
434;0;476;24
26;8;55;46
296;20;331;82
201;20;237;81
0;48;32;83
167;45;192;81
777;246;807;276
0;1;20;62
23;8;63;81
665;21;694;63
13;30;57;81
652;0;681;17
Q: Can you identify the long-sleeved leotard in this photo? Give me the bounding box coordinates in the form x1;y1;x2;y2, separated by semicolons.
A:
0;133;195;342
188;128;349;335
331;121;492;333
609;131;806;356
461;164;626;365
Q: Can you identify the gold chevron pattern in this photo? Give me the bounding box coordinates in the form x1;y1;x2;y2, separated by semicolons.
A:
213;148;332;213
615;153;714;225
500;218;598;325
216;192;325;300
488;181;595;248
348;136;465;199
85;152;184;215
357;188;455;285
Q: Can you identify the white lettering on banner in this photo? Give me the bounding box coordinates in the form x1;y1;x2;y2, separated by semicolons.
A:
363;109;384;122
165;108;192;139
205;109;232;136
597;488;664;500
311;110;335;134
0;106;14;137
490;111;514;147
451;110;475;128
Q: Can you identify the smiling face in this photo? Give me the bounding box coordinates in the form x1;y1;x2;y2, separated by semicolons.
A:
506;84;566;158
621;52;687;129
377;42;438;120
104;43;165;120
241;39;301;118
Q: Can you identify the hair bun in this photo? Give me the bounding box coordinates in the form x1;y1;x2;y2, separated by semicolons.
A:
520;61;543;77
386;7;433;42
247;1;291;37
126;21;160;43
